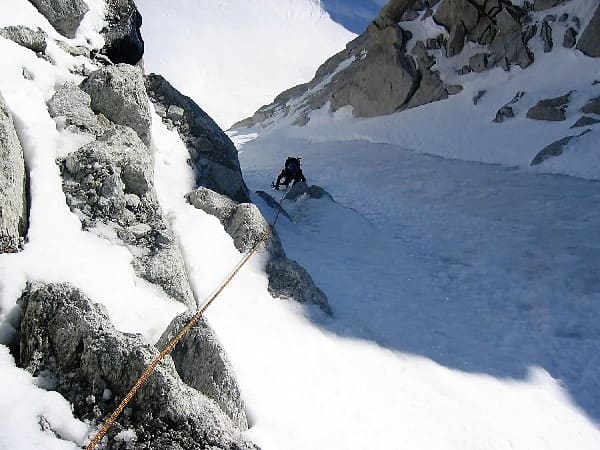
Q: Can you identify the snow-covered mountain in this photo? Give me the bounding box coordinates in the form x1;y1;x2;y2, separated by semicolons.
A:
233;0;600;180
136;0;355;129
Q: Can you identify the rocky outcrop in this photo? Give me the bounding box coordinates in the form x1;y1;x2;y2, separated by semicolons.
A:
570;116;600;128
0;26;47;53
157;312;248;430
28;0;89;38
373;0;417;28
531;129;591;165
186;187;331;314
59;126;195;308
145;74;250;203
526;93;570;122
80;64;151;146
576;4;600;57
101;0;144;65
581;96;600;114
493;91;525;123
0;93;28;253
17;282;258;449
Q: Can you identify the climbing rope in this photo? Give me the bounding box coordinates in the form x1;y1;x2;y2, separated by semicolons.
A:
86;190;287;449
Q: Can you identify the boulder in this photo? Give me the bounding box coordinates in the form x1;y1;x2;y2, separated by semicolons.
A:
473;90;486;105
0;26;47;53
146;74;250;203
101;0;144;65
0;92;28;253
469;53;494;72
493;91;525;122
47;82;99;133
582;96;600;114
17;282;257;449
577;4;600;57
446;22;465;57
490;8;534;69
59;126;195;308
531;129;591;165
28;0;89;38
266;257;331;314
186;187;331;314
526;93;570;121
563;27;578;48
80;64;151;146
433;0;479;34
156;312;248;430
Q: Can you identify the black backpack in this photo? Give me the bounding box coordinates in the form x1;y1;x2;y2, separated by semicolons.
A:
285;157;301;173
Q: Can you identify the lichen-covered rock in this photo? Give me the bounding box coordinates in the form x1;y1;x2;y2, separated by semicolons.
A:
0;26;47;53
146;74;250;203
101;0;144;65
156;312;248;430
80;64;151;146
17;282;258;449
576;4;600;57
0;92;28;253
28;0;89;38
59;126;195;308
47;82;100;133
186;187;331;314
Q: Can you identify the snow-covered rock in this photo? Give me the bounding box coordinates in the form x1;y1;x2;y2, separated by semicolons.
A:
28;0;89;38
0;92;28;253
0;25;47;53
17;282;257;449
186;187;331;314
59;126;195;308
157;311;249;431
47;82;101;133
80;64;152;146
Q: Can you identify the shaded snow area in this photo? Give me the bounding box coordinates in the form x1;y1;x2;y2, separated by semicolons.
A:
136;0;355;129
228;129;600;449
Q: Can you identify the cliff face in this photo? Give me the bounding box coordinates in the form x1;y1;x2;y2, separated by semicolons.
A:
232;0;600;129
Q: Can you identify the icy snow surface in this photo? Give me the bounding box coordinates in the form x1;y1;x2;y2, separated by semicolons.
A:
136;0;355;129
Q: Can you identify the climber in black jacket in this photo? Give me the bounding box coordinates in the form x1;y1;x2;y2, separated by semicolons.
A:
273;157;306;190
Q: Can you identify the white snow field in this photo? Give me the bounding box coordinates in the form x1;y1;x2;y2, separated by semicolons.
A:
0;0;599;449
136;0;355;129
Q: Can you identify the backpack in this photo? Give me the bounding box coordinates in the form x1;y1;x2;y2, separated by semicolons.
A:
285;157;301;173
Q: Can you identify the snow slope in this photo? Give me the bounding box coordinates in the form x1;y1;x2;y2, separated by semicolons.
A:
136;0;355;129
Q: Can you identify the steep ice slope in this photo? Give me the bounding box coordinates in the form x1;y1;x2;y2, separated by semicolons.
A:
136;0;355;128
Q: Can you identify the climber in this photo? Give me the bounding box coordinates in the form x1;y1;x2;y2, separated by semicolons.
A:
273;156;306;190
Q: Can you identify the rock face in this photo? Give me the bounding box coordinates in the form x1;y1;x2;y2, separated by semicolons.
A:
59;126;195;308
101;0;144;65
186;187;331;314
156;312;248;431
17;282;258;449
0;26;47;53
0;93;28;253
145;74;250;203
80;64;151;146
28;0;89;38
576;4;600;57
